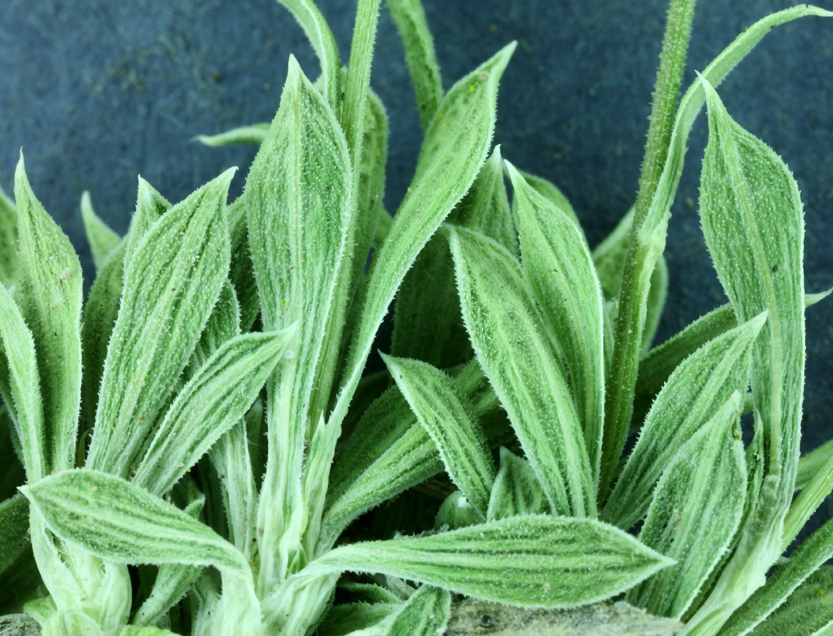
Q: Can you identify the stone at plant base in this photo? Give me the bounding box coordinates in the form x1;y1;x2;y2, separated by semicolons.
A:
0;615;40;636
445;598;683;636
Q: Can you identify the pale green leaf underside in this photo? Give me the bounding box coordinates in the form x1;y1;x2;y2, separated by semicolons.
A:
628;393;746;619
87;169;234;477
383;354;495;518
450;225;594;518
508;161;605;487
312;515;673;609
603;312;765;530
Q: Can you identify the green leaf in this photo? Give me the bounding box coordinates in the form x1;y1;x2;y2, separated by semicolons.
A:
602;312;765;530
383;354;495;518
80;191;121;272
719;514;833;636
391;147;515;370
226;196;260;333
514;168;581;237
597;5;833;502
746;567;833;636
331;42;516;430
245;55;352;588
0;406;26;501
14;153;83;473
434;491;482;531
798;439;833;492
86;169;234;478
386;0;443;130
80;239;125;430
339;582;401;605
133;328;295;497
508;161;605;486
486;447;551;522
628;393;746;619
123;177;172;274
699;76;805;511
0;183;19;288
276;0;340;108
22;470;248;573
0;282;47;481
449;225;594;517
784;442;833;552
121;626;179;636
384;585;450;636
315;603;399;636
193;123;269;147
313;516;673;608
0;494;29;576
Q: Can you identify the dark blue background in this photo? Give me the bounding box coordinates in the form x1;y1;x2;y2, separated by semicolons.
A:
1;0;832;540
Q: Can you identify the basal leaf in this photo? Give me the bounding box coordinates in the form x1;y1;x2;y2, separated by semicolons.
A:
0;406;26;502
86;169;234;478
80;191;120;272
699;76;805;514
386;0;443;130
434;491;482;531
0;183;19;288
226;196;260;333
486;447;551;522
194;123;270;147
0;281;46;480
315;602;399;636
784;442;833;552
133;328;295;497
383;354;495;518
746;567;833;636
331;43;516;430
798;440;833;492
449;225;594;517
245;55;352;588
514;168;581;235
508;161;605;486
14;153;83;473
313;515;673;608
123;177;172;274
384;585;450;636
628;393;746;619
602;312;765;530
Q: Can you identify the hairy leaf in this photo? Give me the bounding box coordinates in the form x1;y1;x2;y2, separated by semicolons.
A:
385;585;450;636
194;123;270;147
383;354;495;518
87;169;234;477
602;313;765;530
450;226;594;517
746;567;833;636
0;183;19;288
0;494;29;576
513;168;581;234
508;161;605;486
487;447;551;522
14;153;83;473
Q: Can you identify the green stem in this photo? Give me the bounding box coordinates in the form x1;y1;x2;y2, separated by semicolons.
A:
598;0;696;499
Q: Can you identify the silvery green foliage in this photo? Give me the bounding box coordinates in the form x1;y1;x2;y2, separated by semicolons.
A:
2;2;833;636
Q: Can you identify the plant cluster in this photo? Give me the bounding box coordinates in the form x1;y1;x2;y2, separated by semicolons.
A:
1;1;832;635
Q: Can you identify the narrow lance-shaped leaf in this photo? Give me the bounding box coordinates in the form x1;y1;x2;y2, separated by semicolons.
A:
0;183;19;288
87;169;234;477
80;191;120;272
598;5;833;500
628;392;747;619
276;0;340;108
508;161;605;487
331;43;516;431
193;123;270;147
133;327;297;497
123;177;172;273
385;0;443;130
744;567;833;636
245;56;352;591
487;447;551;522
602;312;765;530
450;226;595;518
0;284;46;481
305;516;673;609
383;354;495;519
0;494;29;575
14;153;83;473
797;438;833;492
514;168;582;235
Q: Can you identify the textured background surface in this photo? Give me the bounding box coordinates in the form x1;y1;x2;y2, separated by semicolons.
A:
1;0;832;538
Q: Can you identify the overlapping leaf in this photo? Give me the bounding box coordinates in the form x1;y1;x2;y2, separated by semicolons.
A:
487;447;551;522
450;225;594;517
80;191;120;272
0;183;19;288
